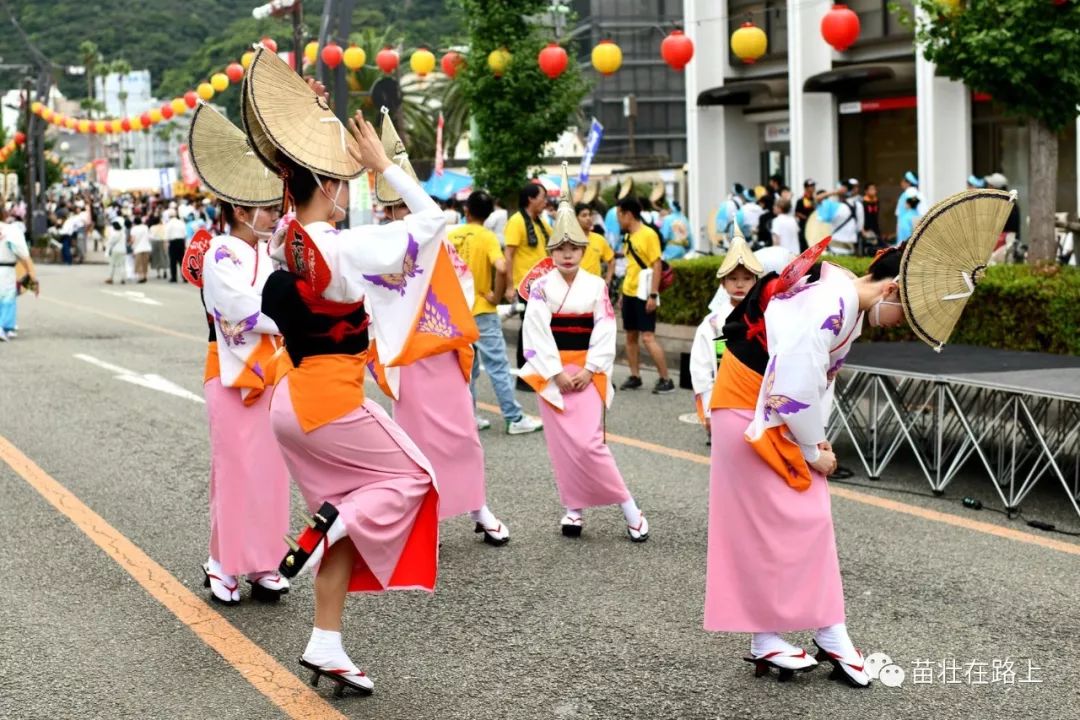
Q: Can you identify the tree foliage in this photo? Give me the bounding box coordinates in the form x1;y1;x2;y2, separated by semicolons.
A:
913;0;1080;132
456;0;588;203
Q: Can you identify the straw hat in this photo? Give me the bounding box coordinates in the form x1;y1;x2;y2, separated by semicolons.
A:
899;188;1015;351
188;103;282;207
374;107;418;206
649;183;665;204
804;209;832;246
240;77;280;172
716;223;763;279
244;46;363;180
572;182;585;204
547;162;588;250
582;180;599;205
617;177;634;200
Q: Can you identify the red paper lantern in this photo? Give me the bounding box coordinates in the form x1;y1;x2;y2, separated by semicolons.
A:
661;29;694;71
226;62;245;84
441;51;463;78
161;104;174;120
538;42;569;79
321;42;343;69
13;131;25;145
261;37;278;53
184;91;198;109
821;4;861;52
376;46;400;74
140;112;153;127
121;118;132;132
87;123;97;134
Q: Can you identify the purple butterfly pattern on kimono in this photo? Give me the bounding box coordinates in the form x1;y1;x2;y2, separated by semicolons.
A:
826;356;845;385
362;235;423;296
215;309;259;347
773;282;812;302
251;361;264;380
417;288;461;339
529;278;546;302
214;245;241;266
820;297;845;336
523;349;537;361
601;286;615;320
762;356;811;421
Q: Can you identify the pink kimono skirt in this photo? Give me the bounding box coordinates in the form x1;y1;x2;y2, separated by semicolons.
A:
537;364;631;510
270;375;439;593
704;408;846;632
204;378;291;576
393;352;486;520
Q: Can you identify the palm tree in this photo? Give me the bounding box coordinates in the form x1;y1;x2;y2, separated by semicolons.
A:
109;58;133;119
79;40;101;118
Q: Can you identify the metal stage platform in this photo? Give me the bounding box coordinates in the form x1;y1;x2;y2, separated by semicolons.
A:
828;343;1080;517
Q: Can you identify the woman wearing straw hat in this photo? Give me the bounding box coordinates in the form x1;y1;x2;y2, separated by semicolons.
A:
518;165;649;542
243;46;476;696
703;189;1014;687
369;108;512;545
186;103;292;606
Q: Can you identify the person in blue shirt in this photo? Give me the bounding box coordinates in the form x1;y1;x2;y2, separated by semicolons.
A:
896;194;922;245
660;201;692;260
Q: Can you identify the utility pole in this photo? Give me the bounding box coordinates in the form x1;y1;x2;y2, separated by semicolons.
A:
316;0;355;123
22;78;32;213
292;2;304;77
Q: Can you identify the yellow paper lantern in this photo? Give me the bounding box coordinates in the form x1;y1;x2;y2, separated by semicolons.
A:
487;47;511;77
197;82;215;101
95;121;107;134
77;120;91;133
410;48;436;77
591;40;622;76
131;116;144;131
305;41;319;65
111;120;123;134
149;108;164;123
730;22;767;64
211;73;230;93
171;98;188;115
30;101;43;113
241;51;255;69
41;107;54;121
343;45;366;71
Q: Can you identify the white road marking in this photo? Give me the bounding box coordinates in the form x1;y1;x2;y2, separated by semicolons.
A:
73;353;204;404
101;289;163;306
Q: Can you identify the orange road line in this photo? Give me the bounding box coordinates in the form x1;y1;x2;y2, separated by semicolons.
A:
476;401;1080;556
45;294;1079;558
0;435;347;720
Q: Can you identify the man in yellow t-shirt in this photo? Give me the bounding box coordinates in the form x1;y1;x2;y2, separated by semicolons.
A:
576;202;615;284
503;183;552;390
449;191;543;435
617;196;674;394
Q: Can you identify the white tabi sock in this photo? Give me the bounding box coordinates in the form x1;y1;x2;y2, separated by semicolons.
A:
304;628;349;664
469;505;498;527
815;622;857;659
564;508;583;521
620;498;642;525
325;515;347;547
750;632;804;658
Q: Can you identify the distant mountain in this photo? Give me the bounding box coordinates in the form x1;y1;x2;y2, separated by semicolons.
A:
0;0;462;101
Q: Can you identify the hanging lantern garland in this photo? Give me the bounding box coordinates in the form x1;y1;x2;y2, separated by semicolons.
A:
321;42;344;69
487;47;511;77
377;46;400;74
343;45;367;71
410;47;437;77
591;39;622;76
661;29;694;71
441;51;463;78
821;4;861;52
730;21;768;64
538;42;568;79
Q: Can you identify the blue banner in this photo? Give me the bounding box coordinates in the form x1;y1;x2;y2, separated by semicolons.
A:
579;118;604;183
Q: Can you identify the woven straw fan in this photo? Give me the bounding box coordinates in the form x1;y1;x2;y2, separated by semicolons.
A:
804;209;832;246
899;188;1015;351
188;103;282;207
246;46;363;180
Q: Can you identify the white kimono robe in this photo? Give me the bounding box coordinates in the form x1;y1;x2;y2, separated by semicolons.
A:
520;268;616;411
745;262;863;462
690;308;729;421
202;234;281;401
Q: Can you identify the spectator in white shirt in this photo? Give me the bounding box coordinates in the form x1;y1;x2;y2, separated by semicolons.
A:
770;198;801;255
129;216;152;283
163;210;187;283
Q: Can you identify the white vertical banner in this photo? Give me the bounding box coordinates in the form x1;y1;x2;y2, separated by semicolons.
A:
349;172;373;227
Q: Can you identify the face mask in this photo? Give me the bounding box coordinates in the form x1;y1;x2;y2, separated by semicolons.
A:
239;207;271;240
312;172;348;221
869;298;903;327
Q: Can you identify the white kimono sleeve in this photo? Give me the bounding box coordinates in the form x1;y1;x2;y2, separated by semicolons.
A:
522;285;562;381
690;314;718;401
203;246;279;337
584;284;616;375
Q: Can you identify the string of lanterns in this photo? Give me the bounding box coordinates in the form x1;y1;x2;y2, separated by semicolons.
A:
731;3;862;64
0;131;26;164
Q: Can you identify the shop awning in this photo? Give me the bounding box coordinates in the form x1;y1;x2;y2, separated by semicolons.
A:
803;65;895;93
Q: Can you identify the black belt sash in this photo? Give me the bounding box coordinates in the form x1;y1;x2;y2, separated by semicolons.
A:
551;313;593;352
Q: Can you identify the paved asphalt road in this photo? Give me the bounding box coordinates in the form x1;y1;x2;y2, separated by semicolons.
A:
1;265;1077;720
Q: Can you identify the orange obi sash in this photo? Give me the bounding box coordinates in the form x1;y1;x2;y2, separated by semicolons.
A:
710;351;813;492
366;340;474;399
283;353;368;433
521;349;608;409
204;342;220;384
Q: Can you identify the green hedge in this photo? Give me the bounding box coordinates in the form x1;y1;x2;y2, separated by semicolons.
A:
658;255;1080;355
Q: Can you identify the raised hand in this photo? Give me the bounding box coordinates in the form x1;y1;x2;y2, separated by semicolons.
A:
346;113;392;174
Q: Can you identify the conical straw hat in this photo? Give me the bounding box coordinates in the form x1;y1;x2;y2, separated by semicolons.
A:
716;223;763;278
804;209;831;246
617;176;634;200
547;162;588;249
188;103;282;207
582;179;599;204
375;107;419;206
899;188;1015;351
649;183;665;204
241;76;280;172
245;46;363;180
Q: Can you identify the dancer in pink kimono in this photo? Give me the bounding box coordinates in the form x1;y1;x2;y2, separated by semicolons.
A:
519;165;649;542
369;108;508;545
243;47;476;697
185;103;291;605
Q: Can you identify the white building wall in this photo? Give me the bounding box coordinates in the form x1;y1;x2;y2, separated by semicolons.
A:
916;52;970;205
788;0;837;189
